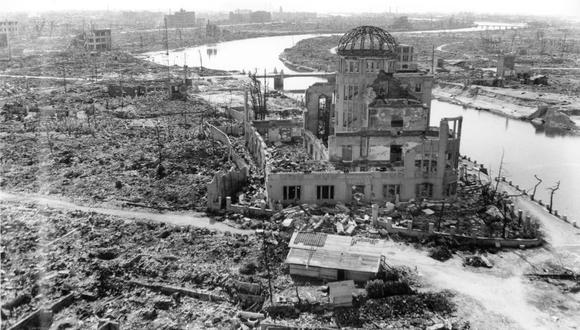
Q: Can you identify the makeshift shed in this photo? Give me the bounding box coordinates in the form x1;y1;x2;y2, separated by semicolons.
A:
285;232;384;282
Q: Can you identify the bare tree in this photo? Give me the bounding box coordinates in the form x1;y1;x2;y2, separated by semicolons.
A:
531;174;542;200
494;150;505;193
155;121;166;179
547;181;560;214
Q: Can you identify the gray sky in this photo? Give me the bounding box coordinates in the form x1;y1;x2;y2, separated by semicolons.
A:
1;0;579;17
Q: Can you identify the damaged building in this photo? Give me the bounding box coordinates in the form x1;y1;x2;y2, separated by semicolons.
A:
265;26;463;206
76;29;112;51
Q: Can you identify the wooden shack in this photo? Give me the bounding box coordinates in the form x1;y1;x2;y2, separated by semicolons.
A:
285;232;384;282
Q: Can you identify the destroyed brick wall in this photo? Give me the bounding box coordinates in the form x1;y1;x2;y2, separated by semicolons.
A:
304;82;335;141
303;130;329;161
379;218;543;248
226;107;246;123
244;122;269;171
266;119;461;205
205;124;249;210
252;119;303;143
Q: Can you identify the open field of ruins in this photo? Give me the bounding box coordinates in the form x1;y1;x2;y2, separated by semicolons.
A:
1;6;580;330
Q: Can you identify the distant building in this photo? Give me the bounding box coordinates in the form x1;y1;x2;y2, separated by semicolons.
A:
249;11;271;23
206;21;220;39
229;10;271;23
272;11;317;21
0;21;18;34
83;29;112;51
166;9;196;28
0;21;18;52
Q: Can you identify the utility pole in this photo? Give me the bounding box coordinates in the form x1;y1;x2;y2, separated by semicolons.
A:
259;230;274;304
431;45;435;74
437;201;445;231
164;17;169;56
198;49;203;72
120;72;124;108
62;63;67;93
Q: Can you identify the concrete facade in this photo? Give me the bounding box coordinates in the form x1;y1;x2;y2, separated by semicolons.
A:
84;29;112;51
268;26;463;205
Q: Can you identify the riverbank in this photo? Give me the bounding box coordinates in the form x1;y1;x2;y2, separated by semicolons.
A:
433;82;580;135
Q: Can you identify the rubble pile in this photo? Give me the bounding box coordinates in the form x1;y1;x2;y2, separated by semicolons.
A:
359;291;464;329
268;141;335;173
463;255;494;268
268;164;541;243
260;266;465;329
0;201;285;329
1;83;234;211
272;203;373;236
0;51;168;80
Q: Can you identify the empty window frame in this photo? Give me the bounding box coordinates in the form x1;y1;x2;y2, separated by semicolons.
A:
283;186;301;201
318;96;327;110
347;60;359;73
366;60;376;72
342;145;353;161
414;83;422;92
383;184;401;201
390;145;403;162
391;115;404;128
415;183;434;198
316;185;335;200
445;182;457;196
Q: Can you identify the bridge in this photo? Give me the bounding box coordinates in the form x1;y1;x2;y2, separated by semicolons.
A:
262;72;336;79
262;71;336;91
476;23;525;30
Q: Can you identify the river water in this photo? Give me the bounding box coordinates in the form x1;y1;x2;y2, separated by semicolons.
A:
143;28;579;222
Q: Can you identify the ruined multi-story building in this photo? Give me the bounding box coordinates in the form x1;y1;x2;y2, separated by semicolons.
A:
265;26;462;205
82;29;112;51
165;9;196;28
0;21;18;35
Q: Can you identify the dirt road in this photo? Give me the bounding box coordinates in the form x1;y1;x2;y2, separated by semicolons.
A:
0;191;252;235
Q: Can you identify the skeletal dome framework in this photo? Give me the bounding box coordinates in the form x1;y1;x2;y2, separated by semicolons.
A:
337;25;398;57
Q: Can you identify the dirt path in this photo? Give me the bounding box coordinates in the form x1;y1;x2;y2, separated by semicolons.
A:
0;74;94;82
0;191;252;235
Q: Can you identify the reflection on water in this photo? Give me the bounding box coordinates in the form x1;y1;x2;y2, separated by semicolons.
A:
431;101;580;221
206;48;218;57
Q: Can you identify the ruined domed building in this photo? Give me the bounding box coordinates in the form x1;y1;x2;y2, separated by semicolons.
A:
267;26;462;204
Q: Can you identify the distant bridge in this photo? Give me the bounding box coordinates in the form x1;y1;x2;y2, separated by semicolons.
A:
261;71;336;91
261;72;336;79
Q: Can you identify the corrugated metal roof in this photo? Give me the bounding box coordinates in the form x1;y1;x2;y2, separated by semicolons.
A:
285;248;381;273
293;232;328;247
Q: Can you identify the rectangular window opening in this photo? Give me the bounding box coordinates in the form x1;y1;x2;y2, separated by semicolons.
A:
316;185;335;200
283;186;301;201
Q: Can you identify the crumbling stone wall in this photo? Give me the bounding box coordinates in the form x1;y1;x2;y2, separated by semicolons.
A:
245;122;268;171
205;124;249;210
303;130;329;161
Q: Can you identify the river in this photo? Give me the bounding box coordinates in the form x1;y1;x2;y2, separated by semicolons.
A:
143;27;579;222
